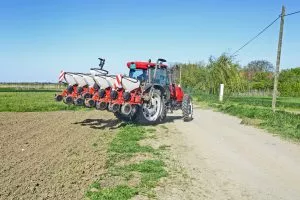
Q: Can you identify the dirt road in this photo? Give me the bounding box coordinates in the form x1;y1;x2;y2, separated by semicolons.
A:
161;107;300;200
0;111;120;200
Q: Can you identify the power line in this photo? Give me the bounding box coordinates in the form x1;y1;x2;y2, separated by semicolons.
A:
285;10;300;16
231;16;280;57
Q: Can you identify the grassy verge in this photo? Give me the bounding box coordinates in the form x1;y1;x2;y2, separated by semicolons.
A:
85;125;168;200
195;94;300;141
227;96;300;109
194;92;300;109
0;91;82;112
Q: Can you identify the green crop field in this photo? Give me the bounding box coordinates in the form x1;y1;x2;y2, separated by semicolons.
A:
0;89;81;112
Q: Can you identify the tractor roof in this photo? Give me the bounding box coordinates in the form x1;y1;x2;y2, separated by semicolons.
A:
127;61;167;70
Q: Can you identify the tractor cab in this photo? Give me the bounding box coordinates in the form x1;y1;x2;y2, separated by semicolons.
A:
126;60;169;86
147;65;169;86
128;67;147;82
127;61;149;82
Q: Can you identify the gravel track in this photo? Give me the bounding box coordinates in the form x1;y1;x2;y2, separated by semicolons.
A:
160;107;300;200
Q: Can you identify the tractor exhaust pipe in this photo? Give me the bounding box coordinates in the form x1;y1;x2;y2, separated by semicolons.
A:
85;98;95;107
108;103;120;113
96;101;107;110
121;103;132;115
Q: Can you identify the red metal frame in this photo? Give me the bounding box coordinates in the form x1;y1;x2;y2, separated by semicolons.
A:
126;61;167;70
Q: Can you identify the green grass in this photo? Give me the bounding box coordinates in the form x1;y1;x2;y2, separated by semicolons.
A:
217;103;300;140
120;160;167;188
0;91;81;112
0;87;60;92
108;126;155;154
227;96;300;109
195;93;300;141
86;185;137;200
0;83;65;91
86;125;168;200
195;92;300;109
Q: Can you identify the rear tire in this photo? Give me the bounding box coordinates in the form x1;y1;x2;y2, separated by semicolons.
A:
135;89;165;125
182;94;193;122
160;98;167;122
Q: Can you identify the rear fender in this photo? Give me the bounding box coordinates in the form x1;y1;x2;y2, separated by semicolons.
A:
175;86;184;102
143;84;166;99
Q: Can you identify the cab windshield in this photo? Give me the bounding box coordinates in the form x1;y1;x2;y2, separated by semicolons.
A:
129;69;147;81
148;68;169;85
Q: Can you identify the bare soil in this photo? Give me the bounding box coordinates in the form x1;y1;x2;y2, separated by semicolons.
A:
0;111;120;200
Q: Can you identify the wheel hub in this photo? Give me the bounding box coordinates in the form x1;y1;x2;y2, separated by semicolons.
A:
142;93;161;121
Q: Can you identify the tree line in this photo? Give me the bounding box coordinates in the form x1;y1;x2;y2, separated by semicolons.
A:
175;54;300;97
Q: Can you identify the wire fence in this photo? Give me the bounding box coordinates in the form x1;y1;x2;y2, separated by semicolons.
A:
231;89;273;97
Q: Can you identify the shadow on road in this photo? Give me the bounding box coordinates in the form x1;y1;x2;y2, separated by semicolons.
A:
74;114;186;129
164;115;183;123
73;118;126;130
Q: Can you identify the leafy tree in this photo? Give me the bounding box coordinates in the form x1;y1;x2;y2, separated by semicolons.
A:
179;56;299;97
180;62;209;92
207;54;245;94
278;67;300;96
243;60;274;81
240;60;274;92
180;54;246;94
245;60;274;73
251;72;273;90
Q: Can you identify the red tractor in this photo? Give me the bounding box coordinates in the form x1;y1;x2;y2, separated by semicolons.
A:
55;58;193;124
111;58;193;124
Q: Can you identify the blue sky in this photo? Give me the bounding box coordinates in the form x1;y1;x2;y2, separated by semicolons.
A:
0;0;299;82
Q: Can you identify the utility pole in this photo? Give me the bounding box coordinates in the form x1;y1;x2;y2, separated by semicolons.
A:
272;5;285;112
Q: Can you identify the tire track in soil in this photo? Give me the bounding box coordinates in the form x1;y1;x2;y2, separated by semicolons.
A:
0;111;119;200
